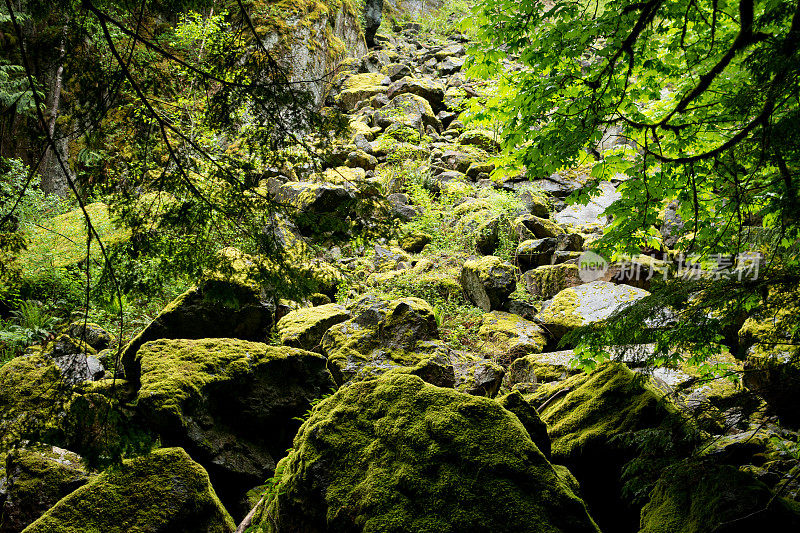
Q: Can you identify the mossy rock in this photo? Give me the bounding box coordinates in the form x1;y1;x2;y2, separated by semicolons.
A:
505;350;580;390
135;338;335;516
497;390;551;459
457;129;501;153
41;334;97;358
515;214;565;239
23;448;235;533
251;373;601;532
535;281;650;342
478;311;547;360
62;322;114;351
275;303;351;351
524;264;582;299
0;446;90;532
399;231;431;253
336;73;389;111
639;461;800;532
0;355;65;453
386;76;446;111
120;279;273;385
532;363;693;532
373;93;441;132
321;295;441;385
460;256;517;312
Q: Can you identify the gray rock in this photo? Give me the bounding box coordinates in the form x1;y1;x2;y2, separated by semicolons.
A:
536;281;650;340
363;0;384;47
553;181;620;227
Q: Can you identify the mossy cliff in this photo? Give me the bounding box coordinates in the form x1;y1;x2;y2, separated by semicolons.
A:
251;373;601;532
23;447;236;533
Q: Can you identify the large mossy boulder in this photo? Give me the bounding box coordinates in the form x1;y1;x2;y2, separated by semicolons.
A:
535;281;650;341
336;73;389;111
251;373;601;533
460;256;516;312
373;93;441;132
275;303;351;351
23;448;235;533
120;279;273;385
0;446;90;533
739;302;800;425
532;363;691;532
639;462;800;533
134;338;335;515
321;295;440;384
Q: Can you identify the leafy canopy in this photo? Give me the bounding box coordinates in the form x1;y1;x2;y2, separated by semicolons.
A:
468;0;800;368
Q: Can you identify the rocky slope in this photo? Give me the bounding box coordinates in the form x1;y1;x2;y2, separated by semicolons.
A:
2;4;800;533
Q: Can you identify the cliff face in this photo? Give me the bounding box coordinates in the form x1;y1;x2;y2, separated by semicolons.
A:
253;0;368;105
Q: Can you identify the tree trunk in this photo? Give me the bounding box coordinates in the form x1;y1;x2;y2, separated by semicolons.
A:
39;29;71;197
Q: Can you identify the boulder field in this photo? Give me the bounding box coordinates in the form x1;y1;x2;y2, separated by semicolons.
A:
2;4;800;533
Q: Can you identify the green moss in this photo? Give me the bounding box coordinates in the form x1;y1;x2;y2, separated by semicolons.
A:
525;264;580;299
24;448;236;533
251;373;600;532
535;363;676;461
640;462;800;532
20;203;129;275
135;338;331;431
536;288;583;333
275;303;350;350
478;311;547;356
1;446;90;532
531;363;692;531
0;355;65;452
321;296;441;384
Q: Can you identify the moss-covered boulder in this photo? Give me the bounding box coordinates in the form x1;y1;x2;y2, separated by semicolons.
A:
478;311;547;360
457;129;500;153
120;279;273;385
387;76;446;111
134;338;334;516
739;300;800;425
639;462;800;532
399;230;431;253
373;93;442;132
24;447;235;533
0;355;65;452
0;446;90;532
525;263;583;299
515;214;565;240
251;374;600;532
505;350;580;391
275;303;351;351
516;238;558;270
321;295;440;384
62;322;113;351
336;73;389;111
497;390;551;459
531;363;691;532
460;256;517;312
535;281;650;341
